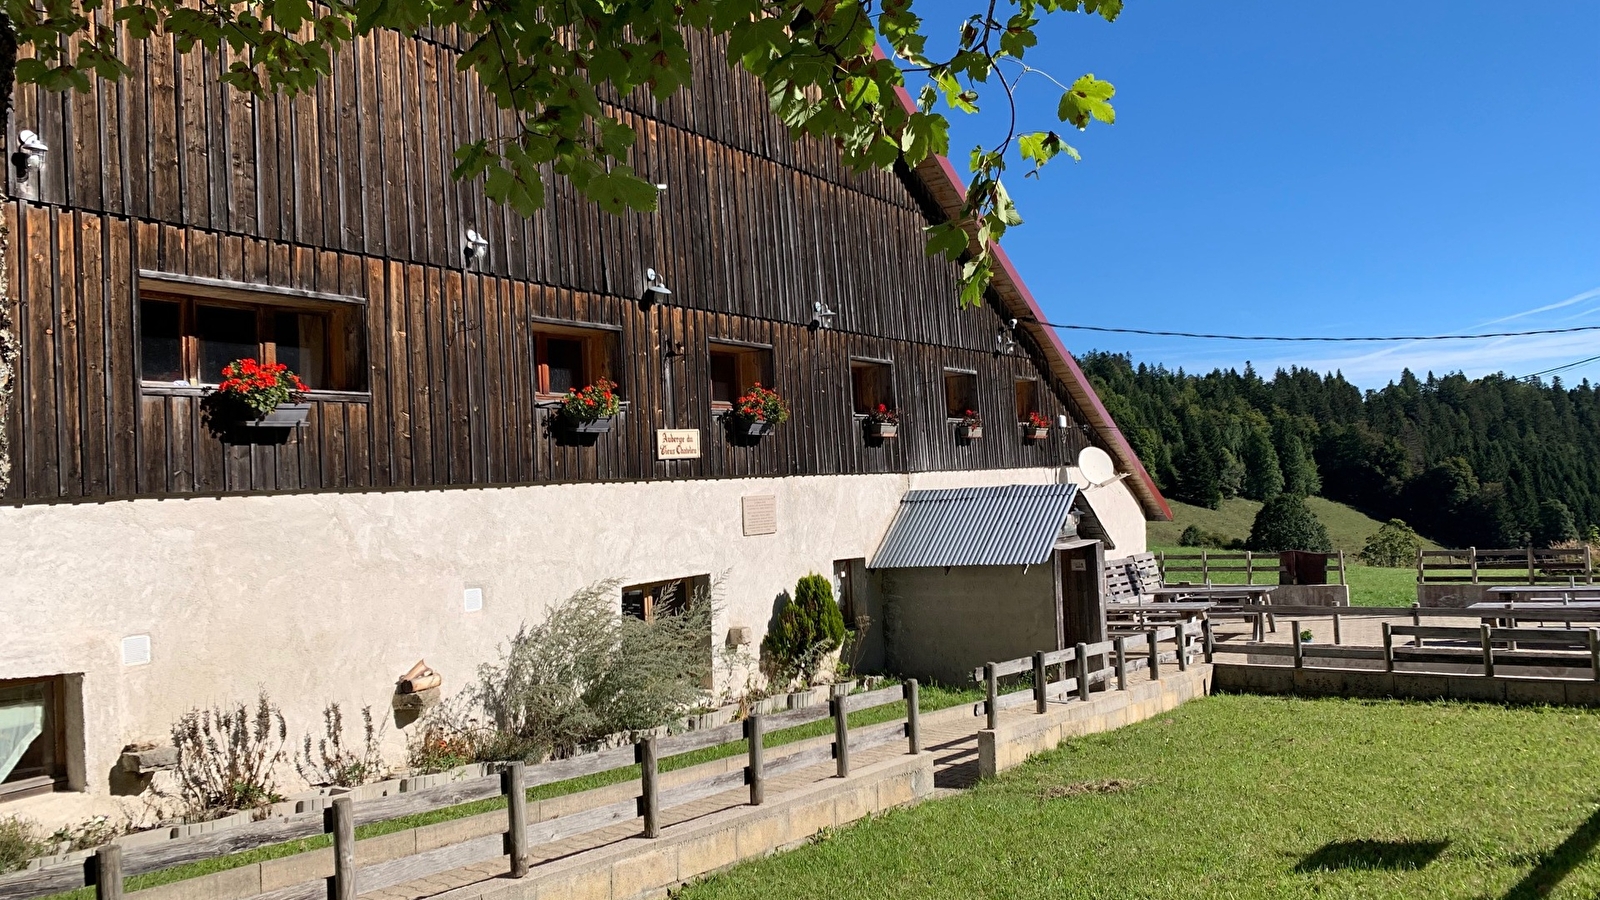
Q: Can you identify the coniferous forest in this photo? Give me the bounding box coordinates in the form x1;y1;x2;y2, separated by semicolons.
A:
1080;352;1600;549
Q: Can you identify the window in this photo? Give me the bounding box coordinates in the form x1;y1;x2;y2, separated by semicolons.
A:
1015;378;1039;423
943;370;977;420
622;575;710;621
0;676;67;802
138;290;367;392
708;343;774;409
534;324;616;397
850;359;895;415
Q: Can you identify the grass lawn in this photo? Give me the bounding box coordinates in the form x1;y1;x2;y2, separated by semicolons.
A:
679;694;1600;900
1149;497;1440;556
1149;545;1414;608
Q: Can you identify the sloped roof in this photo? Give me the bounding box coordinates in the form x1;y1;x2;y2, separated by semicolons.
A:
870;484;1080;569
879;60;1172;522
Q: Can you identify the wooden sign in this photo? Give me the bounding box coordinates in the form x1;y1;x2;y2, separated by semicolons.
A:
743;495;778;536
656;429;702;460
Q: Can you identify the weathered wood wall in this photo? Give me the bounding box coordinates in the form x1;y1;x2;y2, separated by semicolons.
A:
1;28;1102;504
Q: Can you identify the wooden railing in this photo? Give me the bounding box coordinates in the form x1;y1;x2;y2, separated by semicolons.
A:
969;622;1207;729
1416;547;1595;585
1157;550;1347;586
2;683;922;900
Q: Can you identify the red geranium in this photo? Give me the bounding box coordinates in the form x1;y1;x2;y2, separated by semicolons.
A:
730;383;789;426
560;378;621;423
1026;411;1051;430
213;358;308;418
866;403;899;425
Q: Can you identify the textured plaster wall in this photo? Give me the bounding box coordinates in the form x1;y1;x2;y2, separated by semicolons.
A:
0;465;1149;820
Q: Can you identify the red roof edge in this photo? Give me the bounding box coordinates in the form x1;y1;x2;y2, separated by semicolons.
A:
879;55;1171;520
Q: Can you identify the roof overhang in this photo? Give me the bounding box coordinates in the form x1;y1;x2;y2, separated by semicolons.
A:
871;484;1096;569
878;56;1172;522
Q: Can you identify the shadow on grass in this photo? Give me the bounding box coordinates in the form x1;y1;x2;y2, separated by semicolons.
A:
1503;806;1600;900
1295;839;1449;873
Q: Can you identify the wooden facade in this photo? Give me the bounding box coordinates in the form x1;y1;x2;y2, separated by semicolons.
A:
1;28;1107;504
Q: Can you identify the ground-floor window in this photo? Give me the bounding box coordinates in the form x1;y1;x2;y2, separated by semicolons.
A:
0;676;67;802
622;575;710;621
850;359;896;414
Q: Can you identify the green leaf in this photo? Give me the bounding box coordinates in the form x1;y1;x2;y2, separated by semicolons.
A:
1057;74;1116;128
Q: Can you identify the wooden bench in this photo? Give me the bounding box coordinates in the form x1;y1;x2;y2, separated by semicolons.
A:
1104;553;1275;639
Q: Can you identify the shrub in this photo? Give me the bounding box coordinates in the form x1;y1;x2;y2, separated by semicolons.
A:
1533;499;1579;547
170;692;288;818
761;574;847;685
1246;494;1332;553
472;579;716;762
1360;519;1424;568
296;704;387;788
1179;525;1230;548
0;817;48;875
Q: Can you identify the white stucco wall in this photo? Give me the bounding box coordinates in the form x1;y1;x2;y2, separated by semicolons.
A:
0;466;1150;823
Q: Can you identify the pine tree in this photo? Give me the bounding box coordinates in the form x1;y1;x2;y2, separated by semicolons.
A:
1240;428;1285;500
1246;495;1333;552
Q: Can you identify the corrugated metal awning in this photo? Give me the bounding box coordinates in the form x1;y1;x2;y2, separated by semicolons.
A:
869;484;1081;569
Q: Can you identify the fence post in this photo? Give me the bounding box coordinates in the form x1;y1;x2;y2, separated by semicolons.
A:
1589;630;1600;683
1382;622;1395;672
831;693;850;778
1033;651;1048;714
1480;624;1495;678
745;714;765;805
1470;547;1478;584
1245;551;1254;586
984;663;998;730
638;736;660;838
1114;636;1128;690
329;796;355;900
1158;549;1166;580
1411;603;1422;648
1528;545;1536;584
1147;630;1161;680
1292;621;1303;669
1176;627;1189;671
93;844;123;900
1075;643;1090;701
1416;549;1425;585
1202;549;1210;585
1587;545;1594;585
1337;550;1347;586
1202;619;1215;663
904;680;920;754
503;762;528;878
1332;611;1342;645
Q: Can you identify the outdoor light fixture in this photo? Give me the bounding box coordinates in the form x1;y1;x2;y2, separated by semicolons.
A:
641;268;673;308
811;300;837;330
462;228;489;267
12;129;46;181
995;319;1018;355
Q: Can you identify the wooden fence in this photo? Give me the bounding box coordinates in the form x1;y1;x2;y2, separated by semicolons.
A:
1;683;922;900
1209;605;1600;680
1158;551;1347;586
969;622;1206;729
1416;547;1595;585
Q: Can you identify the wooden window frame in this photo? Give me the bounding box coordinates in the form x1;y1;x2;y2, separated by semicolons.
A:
621;575;710;621
848;357;896;416
1015;378;1040;423
0;675;69;803
136;282;369;395
943;368;978;421
707;341;774;412
532;321;618;400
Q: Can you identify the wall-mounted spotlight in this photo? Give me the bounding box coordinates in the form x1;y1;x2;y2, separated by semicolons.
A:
811;300;837;330
642;268;673;308
995;318;1018;355
12;129;46;181
462;228;489;267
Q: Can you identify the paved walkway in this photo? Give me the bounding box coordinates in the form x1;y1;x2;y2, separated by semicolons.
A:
360;676;1157;900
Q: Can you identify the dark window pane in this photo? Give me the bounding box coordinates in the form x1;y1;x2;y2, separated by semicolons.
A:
1015;380;1038;421
545;338;584;393
710;353;738;404
140;300;184;382
945;373;975;418
0;680;53;783
196;306;259;384
275;312;327;389
621;590;646;620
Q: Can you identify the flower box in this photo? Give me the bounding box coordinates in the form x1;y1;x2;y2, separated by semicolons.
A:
958;424;983;440
570;416;614;434
241;403;310;429
737;418;774;437
868;422;899;439
1024;425;1050;441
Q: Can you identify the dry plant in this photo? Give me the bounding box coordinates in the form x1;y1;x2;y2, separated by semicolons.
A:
0;816;48;875
295;703;387;788
169;691;288;818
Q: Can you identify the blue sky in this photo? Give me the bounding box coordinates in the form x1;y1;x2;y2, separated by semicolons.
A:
916;1;1600;387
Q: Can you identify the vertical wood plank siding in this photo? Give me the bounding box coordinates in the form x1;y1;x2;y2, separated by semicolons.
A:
1;29;1107;504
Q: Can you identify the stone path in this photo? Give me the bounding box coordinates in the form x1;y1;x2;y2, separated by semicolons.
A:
359;685;1090;900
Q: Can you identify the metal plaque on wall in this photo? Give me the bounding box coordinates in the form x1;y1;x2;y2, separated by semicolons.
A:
742;495;778;536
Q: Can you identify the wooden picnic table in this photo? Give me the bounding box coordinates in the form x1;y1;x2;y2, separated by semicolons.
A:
1142;585;1277;602
1483;586;1600;601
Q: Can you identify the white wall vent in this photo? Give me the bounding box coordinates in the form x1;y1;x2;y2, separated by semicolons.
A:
463;587;484;613
122;634;152;666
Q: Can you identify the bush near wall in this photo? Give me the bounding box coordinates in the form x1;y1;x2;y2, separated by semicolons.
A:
761;574;847;684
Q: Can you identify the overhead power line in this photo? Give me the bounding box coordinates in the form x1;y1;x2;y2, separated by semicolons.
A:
1520;353;1600;381
1033;322;1600;343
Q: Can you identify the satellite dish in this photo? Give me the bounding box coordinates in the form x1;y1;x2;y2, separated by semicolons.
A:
1078;446;1116;486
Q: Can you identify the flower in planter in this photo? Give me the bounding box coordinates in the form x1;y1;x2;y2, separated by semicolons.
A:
213;358;308;418
960;409;982;428
560;378;621;423
1025;411;1051;431
866;404;900;425
729;383;790;426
